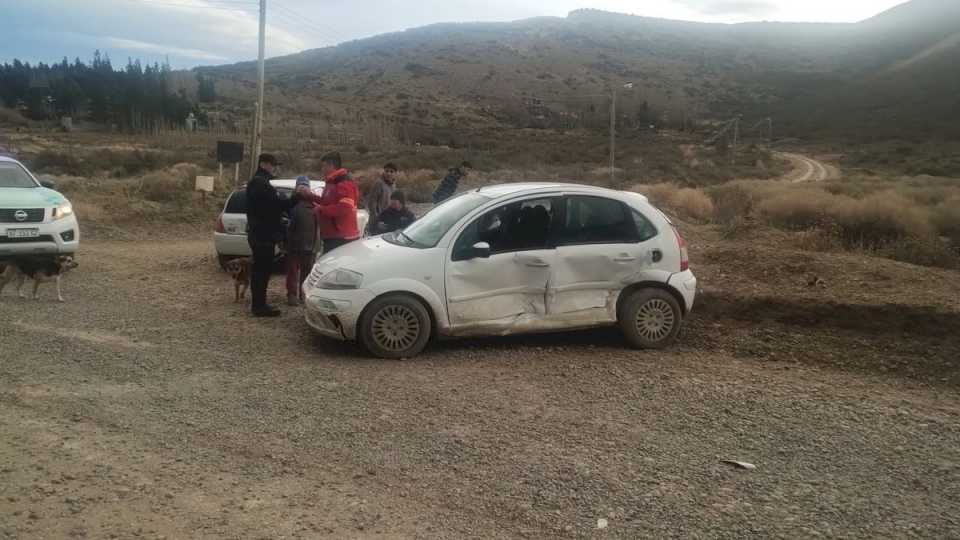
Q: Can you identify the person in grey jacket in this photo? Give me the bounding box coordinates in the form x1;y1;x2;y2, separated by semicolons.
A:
285;176;318;305
363;163;398;232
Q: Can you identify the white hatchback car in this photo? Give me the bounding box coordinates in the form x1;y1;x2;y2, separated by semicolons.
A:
303;183;696;358
213;178;369;268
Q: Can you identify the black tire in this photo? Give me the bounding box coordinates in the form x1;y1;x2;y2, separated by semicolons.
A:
619;288;683;350
217;254;233;271
358;294;432;359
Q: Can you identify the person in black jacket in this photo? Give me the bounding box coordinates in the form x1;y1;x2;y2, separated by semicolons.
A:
246;153;298;317
372;190;416;235
431;161;472;204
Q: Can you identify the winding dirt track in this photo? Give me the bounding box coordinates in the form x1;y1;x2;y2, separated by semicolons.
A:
777;152;837;182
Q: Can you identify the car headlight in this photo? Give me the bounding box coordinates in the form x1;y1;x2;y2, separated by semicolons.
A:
316;268;363;290
52;202;73;220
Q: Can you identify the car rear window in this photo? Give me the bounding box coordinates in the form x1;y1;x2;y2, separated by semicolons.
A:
224;191;246;213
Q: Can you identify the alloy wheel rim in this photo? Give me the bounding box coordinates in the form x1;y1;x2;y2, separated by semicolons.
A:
635;299;675;342
371;305;421;352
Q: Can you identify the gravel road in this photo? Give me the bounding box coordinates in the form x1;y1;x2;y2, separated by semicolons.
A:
1;233;959;539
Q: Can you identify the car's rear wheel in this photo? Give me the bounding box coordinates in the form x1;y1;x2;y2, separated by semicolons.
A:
619;289;682;349
359;294;432;359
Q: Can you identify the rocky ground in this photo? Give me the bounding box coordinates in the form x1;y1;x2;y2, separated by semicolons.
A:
1;221;959;539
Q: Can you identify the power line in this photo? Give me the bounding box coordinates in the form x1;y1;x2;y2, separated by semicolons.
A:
121;0;258;13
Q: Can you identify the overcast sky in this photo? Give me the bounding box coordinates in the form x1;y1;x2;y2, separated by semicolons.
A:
4;0;908;69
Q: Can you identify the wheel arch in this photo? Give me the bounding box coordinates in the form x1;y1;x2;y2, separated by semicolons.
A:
616;281;687;321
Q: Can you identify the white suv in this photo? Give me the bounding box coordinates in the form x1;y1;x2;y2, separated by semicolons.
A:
213;178;369;268
303;183;696;358
0;157;79;260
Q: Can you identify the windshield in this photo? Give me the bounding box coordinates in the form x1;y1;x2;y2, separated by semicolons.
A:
387;192;492;248
0;162;38;188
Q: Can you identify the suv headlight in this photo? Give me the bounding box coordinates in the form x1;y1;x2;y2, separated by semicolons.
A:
316;268;363;290
52;202;73;220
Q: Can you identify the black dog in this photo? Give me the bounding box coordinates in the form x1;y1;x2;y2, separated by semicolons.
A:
0;256;79;302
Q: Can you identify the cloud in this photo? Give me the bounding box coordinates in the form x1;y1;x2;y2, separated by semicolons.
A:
672;0;779;17
103;37;230;63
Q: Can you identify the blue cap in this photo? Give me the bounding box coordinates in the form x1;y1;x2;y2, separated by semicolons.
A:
295;175;310;187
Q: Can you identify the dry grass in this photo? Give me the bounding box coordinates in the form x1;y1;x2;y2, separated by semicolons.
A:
634;183;714;223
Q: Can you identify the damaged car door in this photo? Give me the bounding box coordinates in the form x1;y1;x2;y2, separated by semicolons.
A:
548;195;662;324
445;197;559;334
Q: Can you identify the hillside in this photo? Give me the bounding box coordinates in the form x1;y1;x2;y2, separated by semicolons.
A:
195;0;960;142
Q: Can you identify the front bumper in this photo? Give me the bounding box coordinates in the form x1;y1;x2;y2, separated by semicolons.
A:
667;270;698;313
0;215;80;259
302;287;375;341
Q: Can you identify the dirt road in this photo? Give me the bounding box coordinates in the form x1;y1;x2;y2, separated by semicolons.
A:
777;152;838;182
2;231;960;539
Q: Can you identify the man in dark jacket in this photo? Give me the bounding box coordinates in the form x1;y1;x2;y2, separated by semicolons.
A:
245;153;298;317
285;175;317;306
372;190;416;235
431;161;472;204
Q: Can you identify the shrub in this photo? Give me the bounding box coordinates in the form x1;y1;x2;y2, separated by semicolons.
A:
672;188;714;222
139;170;189;203
931;198;960;247
28;150;93;176
884;237;960;269
707;182;757;225
634;183;714;222
756;190;844;231
832;192;934;248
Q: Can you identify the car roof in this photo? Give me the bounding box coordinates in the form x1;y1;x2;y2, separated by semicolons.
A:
0;156;21;163
270;178;324;190
473;182;638;199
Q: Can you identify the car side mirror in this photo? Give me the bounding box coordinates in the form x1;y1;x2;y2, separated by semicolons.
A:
40;179;56;189
472;242;491;259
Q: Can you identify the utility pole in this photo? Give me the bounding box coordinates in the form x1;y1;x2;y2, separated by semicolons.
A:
609;82;633;184
250;0;266;178
731;115;741;165
609;89;616;184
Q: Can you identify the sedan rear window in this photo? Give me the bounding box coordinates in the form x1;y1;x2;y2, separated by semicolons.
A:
224;191;247;213
0;162;38;188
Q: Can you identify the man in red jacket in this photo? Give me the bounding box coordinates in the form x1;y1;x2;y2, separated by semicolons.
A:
314;152;360;253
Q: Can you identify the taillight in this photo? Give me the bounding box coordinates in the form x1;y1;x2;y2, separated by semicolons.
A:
673;226;689;272
215;215;226;233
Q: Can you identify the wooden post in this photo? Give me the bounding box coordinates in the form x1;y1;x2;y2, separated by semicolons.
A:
234;163;240;188
218;162;223;188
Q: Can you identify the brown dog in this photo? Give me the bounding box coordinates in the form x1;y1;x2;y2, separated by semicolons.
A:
0;255;79;302
225;257;251;302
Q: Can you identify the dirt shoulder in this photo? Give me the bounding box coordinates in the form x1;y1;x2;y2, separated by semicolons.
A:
1;232;959;538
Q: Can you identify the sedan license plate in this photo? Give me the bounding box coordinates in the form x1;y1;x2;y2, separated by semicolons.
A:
6;228;40;239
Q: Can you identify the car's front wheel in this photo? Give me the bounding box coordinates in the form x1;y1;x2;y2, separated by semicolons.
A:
619;289;682;349
358;294;432;359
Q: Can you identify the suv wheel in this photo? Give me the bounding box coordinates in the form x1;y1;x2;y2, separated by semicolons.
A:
619;289;682;349
359;294;432;359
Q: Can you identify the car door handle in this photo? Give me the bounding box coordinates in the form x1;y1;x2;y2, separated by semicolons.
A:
613;256;636;263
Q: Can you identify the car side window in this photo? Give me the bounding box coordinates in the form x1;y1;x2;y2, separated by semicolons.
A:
452;197;556;261
632;209;659;242
557;196;641;245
